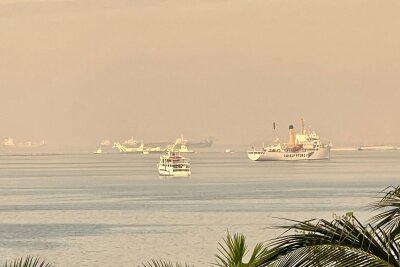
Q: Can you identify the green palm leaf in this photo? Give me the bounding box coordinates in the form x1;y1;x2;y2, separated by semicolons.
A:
265;245;392;267
370;185;400;235
214;232;268;267
259;215;400;267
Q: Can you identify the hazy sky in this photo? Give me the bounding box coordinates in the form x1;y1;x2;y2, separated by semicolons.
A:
1;0;399;146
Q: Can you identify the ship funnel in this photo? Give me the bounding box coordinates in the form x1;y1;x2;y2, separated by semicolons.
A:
288;125;295;146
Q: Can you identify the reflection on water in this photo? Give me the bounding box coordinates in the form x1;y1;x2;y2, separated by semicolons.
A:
0;151;399;266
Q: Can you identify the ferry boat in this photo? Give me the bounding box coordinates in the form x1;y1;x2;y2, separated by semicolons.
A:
248;120;330;161
157;138;191;176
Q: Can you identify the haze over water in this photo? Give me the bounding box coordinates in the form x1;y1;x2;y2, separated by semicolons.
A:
1;0;400;147
0;150;399;266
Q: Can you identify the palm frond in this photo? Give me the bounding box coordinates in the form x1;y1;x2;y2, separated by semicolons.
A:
139;259;193;267
3;256;53;267
259;215;400;267
262;245;392;267
213;232;268;267
370;185;400;234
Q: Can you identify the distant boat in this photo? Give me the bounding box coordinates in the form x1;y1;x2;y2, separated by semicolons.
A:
358;145;396;151
100;139;112;146
248;120;330;161
330;147;358;151
175;144;194;153
187;137;213;148
2;137;45;149
146;136;213;148
94;148;103;154
123;137;138;147
112;142;163;154
174;136;194;153
158;138;191;176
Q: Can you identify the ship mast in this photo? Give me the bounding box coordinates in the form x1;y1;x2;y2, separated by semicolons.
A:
301;118;305;134
272;122;278;143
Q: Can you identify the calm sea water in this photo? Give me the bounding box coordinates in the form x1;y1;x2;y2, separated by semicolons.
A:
0;150;399;266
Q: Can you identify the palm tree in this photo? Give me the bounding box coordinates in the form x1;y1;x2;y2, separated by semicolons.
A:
258;185;400;267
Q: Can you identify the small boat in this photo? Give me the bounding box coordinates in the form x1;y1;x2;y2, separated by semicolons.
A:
94;148;103;154
173;135;194;153
176;143;194;153
157;138;191;176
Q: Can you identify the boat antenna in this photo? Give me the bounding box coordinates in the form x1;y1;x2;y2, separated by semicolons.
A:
301;118;305;134
273;122;277;143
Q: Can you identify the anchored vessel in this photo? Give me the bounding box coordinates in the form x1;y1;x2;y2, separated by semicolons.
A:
147;136;212;149
358;145;396;151
2;138;45;149
113;142;163;154
248;120;330;161
157;138;191;176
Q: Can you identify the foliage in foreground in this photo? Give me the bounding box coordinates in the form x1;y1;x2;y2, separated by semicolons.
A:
3;256;53;267
139;260;193;267
258;185;400;267
214;232;268;267
142;185;400;267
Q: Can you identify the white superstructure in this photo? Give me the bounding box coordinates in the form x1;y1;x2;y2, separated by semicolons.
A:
248;120;330;161
157;138;191;176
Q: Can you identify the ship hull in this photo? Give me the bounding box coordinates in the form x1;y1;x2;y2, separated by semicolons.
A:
248;147;330;161
158;166;191;176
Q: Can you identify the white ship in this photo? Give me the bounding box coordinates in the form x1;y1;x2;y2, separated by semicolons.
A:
2;137;45;149
248;120;330;161
358;145;396;151
175;136;194;153
157;138;191;176
113;142;163;154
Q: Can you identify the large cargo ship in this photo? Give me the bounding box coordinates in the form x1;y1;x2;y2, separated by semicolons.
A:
248;120;330;161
